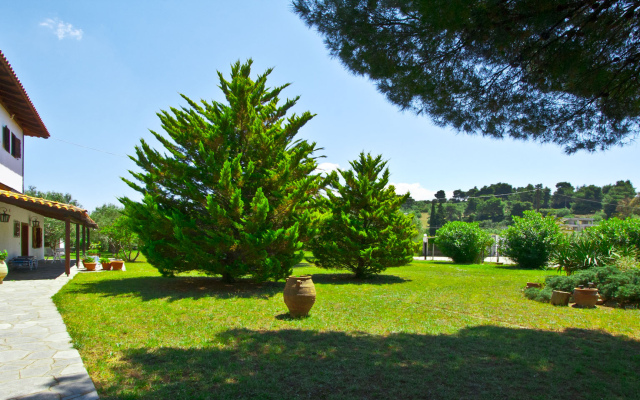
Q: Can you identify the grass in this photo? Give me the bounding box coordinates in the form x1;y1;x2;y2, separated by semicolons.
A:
54;258;640;399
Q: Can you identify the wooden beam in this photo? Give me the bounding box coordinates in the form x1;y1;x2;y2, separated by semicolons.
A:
65;219;70;276
75;224;79;267
87;228;91;252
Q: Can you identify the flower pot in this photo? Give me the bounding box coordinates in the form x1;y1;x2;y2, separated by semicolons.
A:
0;260;8;284
283;275;316;317
573;288;598;308
526;282;542;289
102;262;112;271
111;260;124;271
550;290;571;306
84;262;97;271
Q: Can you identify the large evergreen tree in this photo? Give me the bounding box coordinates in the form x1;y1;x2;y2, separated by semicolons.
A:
293;0;640;153
307;153;417;278
121;60;323;282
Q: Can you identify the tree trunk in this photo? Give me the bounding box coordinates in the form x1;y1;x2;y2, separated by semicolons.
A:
222;272;236;283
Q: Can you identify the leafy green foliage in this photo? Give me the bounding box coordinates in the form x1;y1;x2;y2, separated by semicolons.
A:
588;217;640;251
307;153;417;278
293;0;640;153
121;60;322;282
90;203;123;250
551;232;614;275
542;267;640;306
502;211;562;269
572;185;603;214
0;249;7;261
434;221;493;264
602;180;636;218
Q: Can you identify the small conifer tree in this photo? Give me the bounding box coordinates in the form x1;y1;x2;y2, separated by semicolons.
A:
308;153;418;278
121;60;323;282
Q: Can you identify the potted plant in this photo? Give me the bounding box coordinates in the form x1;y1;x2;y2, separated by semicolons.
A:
0;249;8;284
82;256;97;271
111;258;125;271
100;257;112;271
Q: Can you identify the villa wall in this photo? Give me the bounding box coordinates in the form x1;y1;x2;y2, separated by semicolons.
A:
0;103;24;193
0;200;45;260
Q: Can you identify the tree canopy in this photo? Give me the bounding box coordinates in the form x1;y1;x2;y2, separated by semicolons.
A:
293;0;640;153
307;153;417;278
121;60;323;282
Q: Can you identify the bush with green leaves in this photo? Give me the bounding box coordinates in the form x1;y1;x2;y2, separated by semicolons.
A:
307;153;417;278
551;232;615;275
434;222;493;264
526;266;640;307
501;210;562;269
587;217;640;251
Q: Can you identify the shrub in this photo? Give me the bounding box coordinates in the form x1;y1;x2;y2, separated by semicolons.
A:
587;217;640;251
434;221;493;264
308;153;418;278
501;210;562;269
551;232;614;275
538;266;640;306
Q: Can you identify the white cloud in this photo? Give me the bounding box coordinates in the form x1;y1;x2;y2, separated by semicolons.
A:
40;18;83;40
314;162;341;175
390;182;453;201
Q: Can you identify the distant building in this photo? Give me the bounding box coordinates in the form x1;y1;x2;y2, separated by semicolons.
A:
562;217;596;232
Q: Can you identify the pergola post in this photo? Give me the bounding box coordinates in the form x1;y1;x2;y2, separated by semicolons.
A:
75;224;80;267
65;218;71;276
87;228;91;251
82;225;86;257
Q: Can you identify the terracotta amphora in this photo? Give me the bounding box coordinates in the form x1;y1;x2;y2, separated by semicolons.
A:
0;260;7;284
283;275;316;317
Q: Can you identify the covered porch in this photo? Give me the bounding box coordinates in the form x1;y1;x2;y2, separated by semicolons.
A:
0;189;98;276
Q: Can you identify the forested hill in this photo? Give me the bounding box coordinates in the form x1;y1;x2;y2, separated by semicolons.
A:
400;181;639;234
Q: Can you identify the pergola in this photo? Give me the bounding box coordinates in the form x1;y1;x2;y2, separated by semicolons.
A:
0;189;98;275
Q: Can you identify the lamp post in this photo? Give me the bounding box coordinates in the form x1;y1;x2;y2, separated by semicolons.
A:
423;233;428;260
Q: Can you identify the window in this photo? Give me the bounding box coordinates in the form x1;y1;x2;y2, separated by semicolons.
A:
11;133;21;159
2;125;9;152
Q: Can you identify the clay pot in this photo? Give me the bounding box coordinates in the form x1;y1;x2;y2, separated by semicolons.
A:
102;262;112;271
573;288;599;308
111;260;124;271
0;260;8;284
84;262;97;271
283;275;316;317
550;290;571;306
526;282;542;289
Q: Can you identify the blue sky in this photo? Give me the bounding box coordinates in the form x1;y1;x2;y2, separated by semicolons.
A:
0;0;638;212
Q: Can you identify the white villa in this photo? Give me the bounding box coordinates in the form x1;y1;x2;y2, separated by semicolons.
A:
562;217;596;232
0;49;96;275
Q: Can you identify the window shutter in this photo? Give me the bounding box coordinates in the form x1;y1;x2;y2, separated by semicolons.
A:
11;133;21;159
2;126;9;152
15;137;21;159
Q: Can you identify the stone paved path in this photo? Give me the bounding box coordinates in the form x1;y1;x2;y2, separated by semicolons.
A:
0;266;98;400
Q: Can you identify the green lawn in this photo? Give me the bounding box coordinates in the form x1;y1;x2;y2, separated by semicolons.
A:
54;258;640;399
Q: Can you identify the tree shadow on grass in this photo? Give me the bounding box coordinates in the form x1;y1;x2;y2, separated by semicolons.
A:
311;273;409;285
494;265;543;271
97;325;640;400
66;276;285;301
